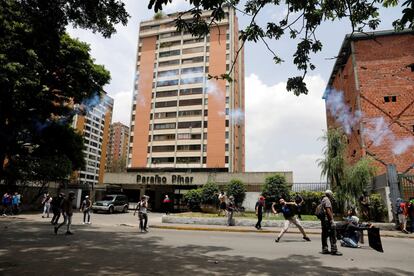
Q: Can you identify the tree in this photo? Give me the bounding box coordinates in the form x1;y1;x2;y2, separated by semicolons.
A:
261;174;290;203
200;181;219;205
226;178;246;207
0;0;129;185
183;188;203;211
148;0;413;95
318;128;347;191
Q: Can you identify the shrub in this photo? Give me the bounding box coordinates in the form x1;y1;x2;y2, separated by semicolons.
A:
183;188;202;211
368;193;387;222
289;191;325;215
200;181;219;205
226;179;246;207
261;174;289;203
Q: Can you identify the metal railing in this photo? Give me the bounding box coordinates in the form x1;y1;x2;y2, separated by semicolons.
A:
291;182;329;192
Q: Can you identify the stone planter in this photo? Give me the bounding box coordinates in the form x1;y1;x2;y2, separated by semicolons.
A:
200;204;218;214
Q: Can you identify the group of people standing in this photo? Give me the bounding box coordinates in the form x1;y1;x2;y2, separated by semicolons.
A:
217;192;236;226
396;197;414;234
2;192;21;216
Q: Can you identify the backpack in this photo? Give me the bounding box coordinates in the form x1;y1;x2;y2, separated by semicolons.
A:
315;203;326;220
396;203;404;214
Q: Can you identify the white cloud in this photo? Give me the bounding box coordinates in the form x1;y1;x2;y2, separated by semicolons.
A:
245;74;327;182
111;91;132;125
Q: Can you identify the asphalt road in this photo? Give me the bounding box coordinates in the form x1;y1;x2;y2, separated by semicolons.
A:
1;214;413;276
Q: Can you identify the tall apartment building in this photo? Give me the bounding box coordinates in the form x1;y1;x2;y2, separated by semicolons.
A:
73;93;113;187
324;30;414;175
128;8;245;172
107;122;129;172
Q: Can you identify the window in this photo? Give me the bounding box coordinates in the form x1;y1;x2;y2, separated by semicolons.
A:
158;60;180;67
152;157;175;163
154;123;176;130
225;132;229;139
159;50;181;58
182;56;204;64
157;79;179;87
154;111;176;119
182;47;204;54
181;77;203;85
178;110;203;117
177;157;200;163
384;96;397;102
156;90;178;98
155;101;177;108
226;97;229;104
153;134;175;141
180;87;203;95
160;40;181;48
181;66;204;74
225;108;229;115
183;38;204;44
202;157;206;164
177;121;202;128
179;98;203;106
225;120;229;127
225;156;229;163
158;69;179;78
177;133;202;140
159;32;181;38
152;145;175;152
225;144;229;151
177;145;201;151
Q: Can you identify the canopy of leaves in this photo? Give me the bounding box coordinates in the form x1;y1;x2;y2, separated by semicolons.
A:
225;178;247;206
200;181;219;204
261;174;290;203
148;0;413;95
0;0;129;184
183;188;203;211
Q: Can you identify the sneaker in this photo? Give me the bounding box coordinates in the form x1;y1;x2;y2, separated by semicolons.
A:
321;250;330;254
275;238;280;243
331;251;343;256
82;222;86;225
65;231;73;235
54;227;58;235
303;236;311;242
402;229;409;234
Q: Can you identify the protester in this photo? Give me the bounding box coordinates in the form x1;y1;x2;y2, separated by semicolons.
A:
358;191;370;221
255;196;265;230
2;193;12;216
294;193;304;220
227;195;235;226
54;192;75;235
80;195;92;224
337;209;373;248
319;190;342;255
12;192;21;215
42;193;52;218
134;196;149;232
272;198;311;243
51;193;64;225
396;198;409;234
218;191;227;216
163;195;172;215
408;197;414;233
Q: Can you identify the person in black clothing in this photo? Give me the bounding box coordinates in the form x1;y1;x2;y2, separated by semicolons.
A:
294;194;304;220
320;190;342;255
255;196;265;230
50;193;64;225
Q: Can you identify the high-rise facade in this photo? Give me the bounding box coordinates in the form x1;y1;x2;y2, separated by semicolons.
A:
324;30;414;176
128;8;245;172
73;93;113;187
107;122;129;172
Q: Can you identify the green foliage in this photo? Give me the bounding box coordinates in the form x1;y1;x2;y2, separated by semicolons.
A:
0;0;129;184
200;181;220;205
368;193;388;222
261;174;290;203
318;128;347;191
339;157;377;204
148;0;413;96
289;191;325;215
183;188;203;211
226;179;246;207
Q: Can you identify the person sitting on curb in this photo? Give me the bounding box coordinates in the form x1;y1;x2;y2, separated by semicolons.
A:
272;198;311;243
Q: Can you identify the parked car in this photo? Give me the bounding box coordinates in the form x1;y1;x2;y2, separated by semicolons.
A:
92;194;129;214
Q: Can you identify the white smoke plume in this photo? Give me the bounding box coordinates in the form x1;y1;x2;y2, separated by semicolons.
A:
325;88;362;134
230;108;245;126
206;79;225;102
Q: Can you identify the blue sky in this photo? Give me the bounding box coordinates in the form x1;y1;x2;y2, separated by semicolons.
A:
68;0;404;182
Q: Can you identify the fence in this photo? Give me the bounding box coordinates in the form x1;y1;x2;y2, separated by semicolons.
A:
399;174;414;200
291;182;329;192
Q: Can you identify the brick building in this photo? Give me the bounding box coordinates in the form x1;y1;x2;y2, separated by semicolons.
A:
324;30;414;175
107;122;129;172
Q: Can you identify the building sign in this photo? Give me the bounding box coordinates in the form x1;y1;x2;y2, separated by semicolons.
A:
136;174;194;185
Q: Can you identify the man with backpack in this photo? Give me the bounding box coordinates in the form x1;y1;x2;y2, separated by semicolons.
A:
319;190;342;255
80;195;92;224
272;198;311;243
396;198;409;234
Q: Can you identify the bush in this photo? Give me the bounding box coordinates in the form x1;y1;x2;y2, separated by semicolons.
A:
226;179;246;207
261;174;289;203
183;188;202;211
200;182;219;205
289;191;325;215
368;193;387;222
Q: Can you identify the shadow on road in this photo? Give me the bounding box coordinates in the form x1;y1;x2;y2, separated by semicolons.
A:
0;219;410;275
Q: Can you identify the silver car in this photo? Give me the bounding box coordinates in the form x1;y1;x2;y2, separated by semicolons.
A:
92;194;129;214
